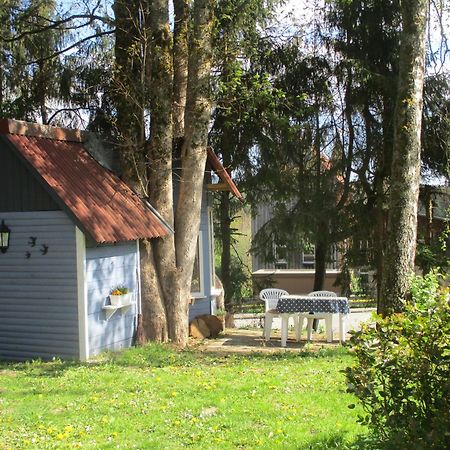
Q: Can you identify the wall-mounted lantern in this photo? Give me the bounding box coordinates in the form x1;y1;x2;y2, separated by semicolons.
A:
0;220;11;253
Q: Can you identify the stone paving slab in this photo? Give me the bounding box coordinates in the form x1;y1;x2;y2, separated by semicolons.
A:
198;309;376;354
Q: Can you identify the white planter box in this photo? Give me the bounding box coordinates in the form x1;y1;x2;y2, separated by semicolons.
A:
109;293;133;307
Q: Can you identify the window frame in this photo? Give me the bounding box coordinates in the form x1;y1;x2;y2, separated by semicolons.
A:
190;234;205;298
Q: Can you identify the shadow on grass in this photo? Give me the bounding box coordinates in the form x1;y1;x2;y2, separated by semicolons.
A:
304;432;389;450
0;338;351;376
104;339;351;368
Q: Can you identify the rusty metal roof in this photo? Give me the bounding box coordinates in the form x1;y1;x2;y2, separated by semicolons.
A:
206;147;244;202
1;120;169;243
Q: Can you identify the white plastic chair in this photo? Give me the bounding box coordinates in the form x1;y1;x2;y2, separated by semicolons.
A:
305;290;337;342
260;288;299;342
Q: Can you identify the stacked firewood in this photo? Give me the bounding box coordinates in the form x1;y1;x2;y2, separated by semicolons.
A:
189;314;224;339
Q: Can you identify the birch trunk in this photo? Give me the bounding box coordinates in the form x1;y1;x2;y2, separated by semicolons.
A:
380;0;428;314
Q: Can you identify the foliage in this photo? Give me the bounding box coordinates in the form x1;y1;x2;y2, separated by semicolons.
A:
217;253;253;302
416;200;450;274
0;0;114;127
0;345;369;448
350;273;368;297
110;285;129;295
345;272;450;449
422;74;450;179
0;0;64;122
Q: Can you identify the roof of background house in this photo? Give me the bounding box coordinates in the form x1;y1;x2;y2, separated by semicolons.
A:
206;147;244;202
0;119;170;243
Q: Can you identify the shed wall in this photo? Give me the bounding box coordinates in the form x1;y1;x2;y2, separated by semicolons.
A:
85;242;138;356
0;211;79;360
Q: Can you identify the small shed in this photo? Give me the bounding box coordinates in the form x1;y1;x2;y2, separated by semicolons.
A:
0;119;169;361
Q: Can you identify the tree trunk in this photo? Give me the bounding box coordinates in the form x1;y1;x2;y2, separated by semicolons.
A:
380;0;427;315
172;0;189;144
146;0;183;343
313;105;326;293
374;92;395;312
313;235;327;291
113;0;215;347
172;0;215;346
312;228;328;331
139;240;168;341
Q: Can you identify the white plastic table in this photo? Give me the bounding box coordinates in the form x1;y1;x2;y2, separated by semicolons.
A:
277;295;350;347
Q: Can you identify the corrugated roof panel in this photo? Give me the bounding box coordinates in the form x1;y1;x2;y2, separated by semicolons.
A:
6;134;169;243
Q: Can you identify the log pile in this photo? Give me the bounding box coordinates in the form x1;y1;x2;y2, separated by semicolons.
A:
189;314;224;339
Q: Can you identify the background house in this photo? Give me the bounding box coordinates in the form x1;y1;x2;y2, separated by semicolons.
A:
0;119;169;361
251;188;449;296
251;202;341;294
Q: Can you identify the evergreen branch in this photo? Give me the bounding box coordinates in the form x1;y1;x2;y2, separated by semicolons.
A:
13;30;115;66
46;107;90;126
1;0;112;43
1;15;112;43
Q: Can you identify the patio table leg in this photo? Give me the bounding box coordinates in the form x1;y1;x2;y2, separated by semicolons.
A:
325;315;333;342
306;317;314;340
296;314;305;341
264;314;273;341
281;314;289;347
339;313;347;343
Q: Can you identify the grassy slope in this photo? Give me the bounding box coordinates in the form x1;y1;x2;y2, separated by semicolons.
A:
0;345;368;449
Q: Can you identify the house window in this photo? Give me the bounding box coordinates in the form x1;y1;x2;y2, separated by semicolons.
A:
274;241;288;269
191;235;204;297
302;245;315;267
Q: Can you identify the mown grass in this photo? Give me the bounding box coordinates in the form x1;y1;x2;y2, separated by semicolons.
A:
0;344;371;449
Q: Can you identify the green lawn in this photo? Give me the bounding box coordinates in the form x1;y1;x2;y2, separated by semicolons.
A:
0;344;370;449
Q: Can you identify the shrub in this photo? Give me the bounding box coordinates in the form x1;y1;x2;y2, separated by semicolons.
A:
345;272;450;449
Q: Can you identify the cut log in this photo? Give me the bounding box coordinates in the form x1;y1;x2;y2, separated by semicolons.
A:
189;317;210;339
198;314;223;338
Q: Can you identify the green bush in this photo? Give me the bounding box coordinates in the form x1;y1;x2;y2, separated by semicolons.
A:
345;272;450;449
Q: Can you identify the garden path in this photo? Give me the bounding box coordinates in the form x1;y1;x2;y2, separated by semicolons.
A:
198;309;375;354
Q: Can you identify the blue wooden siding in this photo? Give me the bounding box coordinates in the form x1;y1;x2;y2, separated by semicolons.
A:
85;242;138;356
0;211;79;360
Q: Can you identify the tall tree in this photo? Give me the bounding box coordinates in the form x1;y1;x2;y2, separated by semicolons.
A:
247;36;355;292
380;0;428;314
325;0;401;303
113;0;215;346
209;0;278;310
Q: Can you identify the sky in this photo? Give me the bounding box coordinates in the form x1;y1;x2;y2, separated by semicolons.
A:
276;0;450;73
